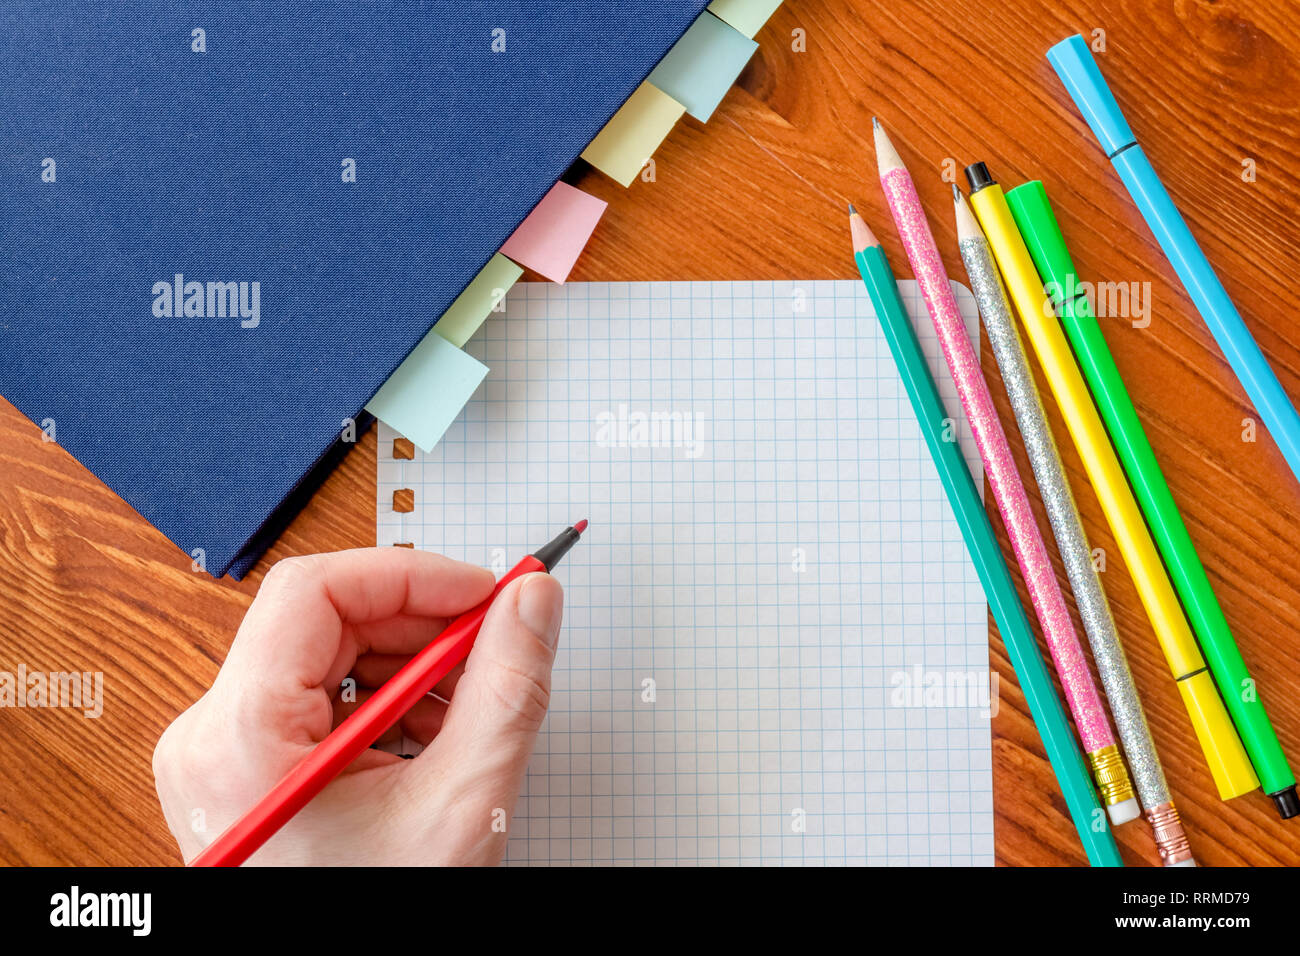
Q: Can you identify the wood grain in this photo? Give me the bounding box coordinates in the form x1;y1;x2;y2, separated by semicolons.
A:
3;0;1300;866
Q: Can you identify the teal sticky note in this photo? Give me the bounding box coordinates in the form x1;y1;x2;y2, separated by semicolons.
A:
365;332;488;452
647;12;757;122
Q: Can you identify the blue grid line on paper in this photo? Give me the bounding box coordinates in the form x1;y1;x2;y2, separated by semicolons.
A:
375;279;993;866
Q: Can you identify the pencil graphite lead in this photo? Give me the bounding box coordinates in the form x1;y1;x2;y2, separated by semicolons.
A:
872;118;904;176
848;207;877;252
952;187;981;242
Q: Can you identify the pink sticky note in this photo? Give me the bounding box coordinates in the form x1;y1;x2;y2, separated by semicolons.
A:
500;182;608;283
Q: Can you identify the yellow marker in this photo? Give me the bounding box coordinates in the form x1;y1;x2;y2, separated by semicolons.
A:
964;162;1258;801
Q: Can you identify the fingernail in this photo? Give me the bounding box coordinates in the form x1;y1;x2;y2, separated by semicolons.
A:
518;574;562;649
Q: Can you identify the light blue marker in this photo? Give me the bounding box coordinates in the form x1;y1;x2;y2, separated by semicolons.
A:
1047;34;1300;487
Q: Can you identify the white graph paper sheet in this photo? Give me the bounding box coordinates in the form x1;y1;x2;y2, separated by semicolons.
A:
377;279;993;865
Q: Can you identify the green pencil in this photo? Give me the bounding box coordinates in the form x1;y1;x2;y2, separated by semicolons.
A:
848;204;1122;866
1006;181;1299;818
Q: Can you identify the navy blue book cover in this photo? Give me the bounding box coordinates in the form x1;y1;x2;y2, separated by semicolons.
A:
0;1;707;577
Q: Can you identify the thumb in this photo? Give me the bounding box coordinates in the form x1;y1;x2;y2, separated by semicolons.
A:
415;572;563;805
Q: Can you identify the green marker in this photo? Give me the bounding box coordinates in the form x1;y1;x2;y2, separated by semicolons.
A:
1006;181;1299;819
848;205;1122;865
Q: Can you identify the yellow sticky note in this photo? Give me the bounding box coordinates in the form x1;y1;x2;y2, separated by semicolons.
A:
581;82;686;187
433;254;523;347
707;0;782;38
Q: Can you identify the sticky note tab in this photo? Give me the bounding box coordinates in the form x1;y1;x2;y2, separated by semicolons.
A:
647;12;757;122
581;83;687;187
500;182;607;283
706;0;782;39
365;332;488;452
433;254;523;347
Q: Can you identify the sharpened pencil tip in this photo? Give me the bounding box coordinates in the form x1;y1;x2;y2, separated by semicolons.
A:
847;202;857;215
871;117;904;176
952;185;981;241
848;207;877;252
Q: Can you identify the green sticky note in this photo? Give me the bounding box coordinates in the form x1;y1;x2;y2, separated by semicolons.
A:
581;82;687;187
647;12;758;122
365;332;488;452
707;0;782;38
433;253;523;347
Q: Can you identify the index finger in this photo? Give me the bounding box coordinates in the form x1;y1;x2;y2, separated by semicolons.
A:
223;548;495;694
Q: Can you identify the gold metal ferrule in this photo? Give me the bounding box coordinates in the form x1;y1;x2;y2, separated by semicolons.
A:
1147;801;1195;866
1087;744;1136;807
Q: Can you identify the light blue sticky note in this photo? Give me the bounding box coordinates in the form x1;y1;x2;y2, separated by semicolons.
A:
647;12;758;122
365;332;488;452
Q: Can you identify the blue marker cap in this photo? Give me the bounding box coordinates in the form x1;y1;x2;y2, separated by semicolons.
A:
1046;35;1136;156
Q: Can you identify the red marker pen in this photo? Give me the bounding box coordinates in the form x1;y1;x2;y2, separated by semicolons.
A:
191;521;587;867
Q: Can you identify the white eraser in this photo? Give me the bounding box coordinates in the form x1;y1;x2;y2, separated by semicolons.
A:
1107;797;1141;825
1169;858;1197;867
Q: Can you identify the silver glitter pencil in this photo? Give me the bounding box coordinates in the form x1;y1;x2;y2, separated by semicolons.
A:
953;185;1193;866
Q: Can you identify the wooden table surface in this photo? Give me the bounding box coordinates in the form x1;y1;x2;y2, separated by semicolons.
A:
4;0;1300;867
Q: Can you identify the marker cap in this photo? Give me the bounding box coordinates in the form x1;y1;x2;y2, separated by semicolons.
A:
1047;35;1136;156
1177;670;1259;800
1270;786;1300;819
964;161;995;195
1005;180;1079;307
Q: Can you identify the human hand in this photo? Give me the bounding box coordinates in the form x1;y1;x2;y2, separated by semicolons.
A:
153;548;563;865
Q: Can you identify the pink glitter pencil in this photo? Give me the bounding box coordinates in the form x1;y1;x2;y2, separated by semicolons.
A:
872;118;1136;824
